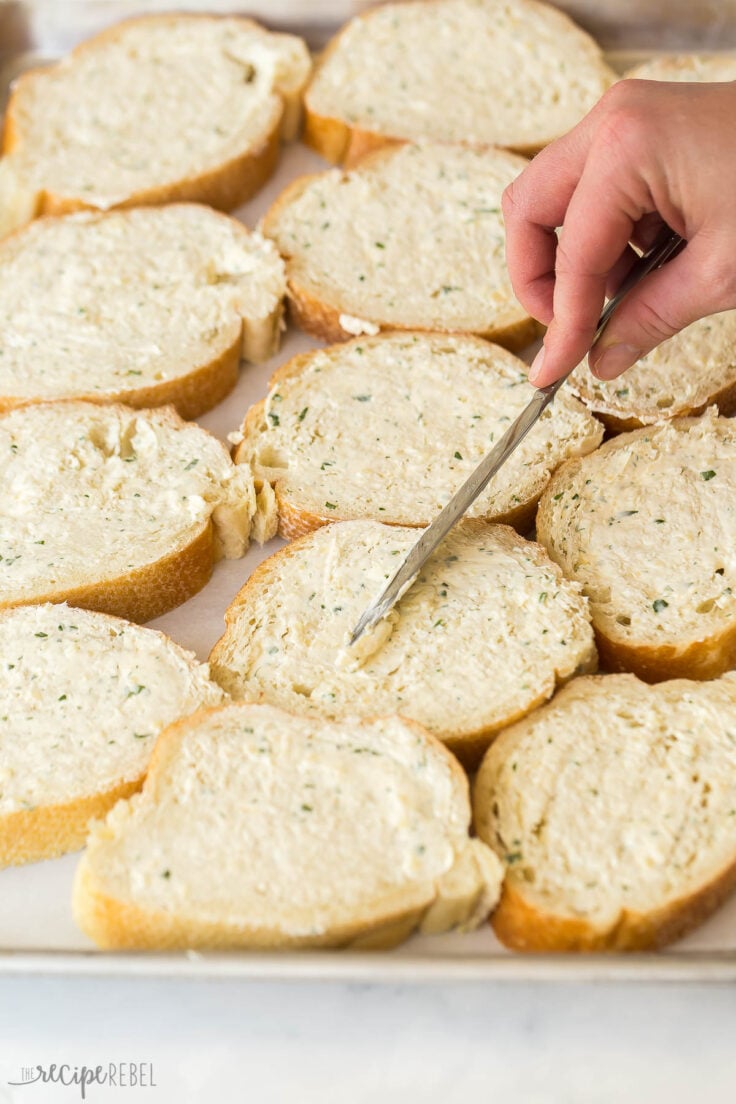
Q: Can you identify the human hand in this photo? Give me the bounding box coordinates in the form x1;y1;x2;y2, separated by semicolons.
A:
502;78;736;387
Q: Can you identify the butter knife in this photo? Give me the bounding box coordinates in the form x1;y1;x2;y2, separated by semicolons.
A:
349;226;685;646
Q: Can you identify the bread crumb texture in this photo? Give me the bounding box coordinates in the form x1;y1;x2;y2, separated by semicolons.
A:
306;0;614;151
239;332;602;532
263;143;532;338
537;410;736;677
74;702;503;949
474;672;736;950
0;402;271;613
209;519;596;758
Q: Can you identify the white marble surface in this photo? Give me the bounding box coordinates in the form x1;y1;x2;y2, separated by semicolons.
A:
0;978;736;1102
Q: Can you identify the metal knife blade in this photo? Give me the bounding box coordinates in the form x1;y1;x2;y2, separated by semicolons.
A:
349;227;685;647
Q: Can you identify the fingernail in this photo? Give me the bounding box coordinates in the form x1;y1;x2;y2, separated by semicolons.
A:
590;344;641;380
528;347;545;383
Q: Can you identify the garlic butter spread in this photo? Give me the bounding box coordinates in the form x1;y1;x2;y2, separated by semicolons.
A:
569;311;736;426
0;402;257;603
538;411;736;647
0;604;223;816
8;18;310;207
89;705;490;934
211;520;595;747
265;143;530;334
0;206;284;402
242;332;602;526
306;0;613;149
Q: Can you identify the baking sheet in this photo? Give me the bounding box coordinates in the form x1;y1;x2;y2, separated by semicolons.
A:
1;8;736;980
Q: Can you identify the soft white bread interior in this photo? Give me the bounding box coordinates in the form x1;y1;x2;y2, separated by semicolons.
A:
261;143;537;348
209;520;597;764
237;332;603;538
0;401;275;622
474;672;736;951
73;702;504;950
305;0;615;162
0;205;286;419
569;311;736;432
0;604;225;868
625;54;736;82
0;14;311;236
536;410;736;681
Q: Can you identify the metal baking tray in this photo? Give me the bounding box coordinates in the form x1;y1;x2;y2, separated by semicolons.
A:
1;0;736;982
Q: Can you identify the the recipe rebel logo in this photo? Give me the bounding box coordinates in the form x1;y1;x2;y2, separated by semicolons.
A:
7;1062;157;1098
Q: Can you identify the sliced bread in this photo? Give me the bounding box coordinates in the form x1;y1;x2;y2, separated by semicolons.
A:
0;604;225;868
0;14;311;237
261;142;537;348
536;410;736;681
236;332;603;538
73;702;504;950
209;519;596;764
0;205;286;420
0;401;276;623
568;311;736;432
304;0;615;163
626;54;736;82
474;672;736;951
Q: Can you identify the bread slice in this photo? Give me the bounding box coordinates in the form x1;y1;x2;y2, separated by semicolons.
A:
73;701;504;950
236;332;603;539
0;401;275;623
261;143;537;348
536;410;736;682
626;53;736;82
474;672;736;951
304;0;615;164
0;604;225;868
209;519;596;765
0;14;311;237
0;205;286;420
568;311;736;433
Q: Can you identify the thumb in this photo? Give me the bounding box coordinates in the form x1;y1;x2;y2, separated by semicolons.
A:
588;239;734;380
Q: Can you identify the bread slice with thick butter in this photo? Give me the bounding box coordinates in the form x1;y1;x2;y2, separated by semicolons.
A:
0;14;311;237
474;672;736;951
568;311;736;432
209;519;597;764
304;0;615;164
536;410;736;681
236;332;603;538
0;205;286;419
262;142;537;348
0;604;225;868
73;702;504;950
0;401;276;623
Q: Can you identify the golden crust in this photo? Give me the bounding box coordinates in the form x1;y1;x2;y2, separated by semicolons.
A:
490;854;736;952
2;13;301;217
73;702;473;950
575;373;736;436
208;522;597;766
0;776;143;868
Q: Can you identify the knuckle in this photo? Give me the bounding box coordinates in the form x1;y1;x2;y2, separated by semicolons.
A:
630;297;682;343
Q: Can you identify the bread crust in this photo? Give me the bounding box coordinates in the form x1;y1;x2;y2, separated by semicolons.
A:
302;0;613;163
0;776;142;869
73;703;488;950
573;373;736;436
262;156;539;352
2;13;307;218
490;854;736;952
1;520;215;625
208;522;597;767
